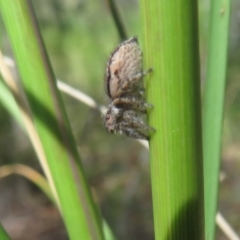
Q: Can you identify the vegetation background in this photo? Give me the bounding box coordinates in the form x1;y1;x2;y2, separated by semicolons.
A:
0;0;240;239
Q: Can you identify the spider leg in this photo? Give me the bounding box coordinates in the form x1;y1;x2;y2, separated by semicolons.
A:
113;97;153;113
128;116;156;133
119;127;150;140
120;110;156;137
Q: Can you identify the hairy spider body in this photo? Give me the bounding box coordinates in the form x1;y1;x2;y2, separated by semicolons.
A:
104;37;155;140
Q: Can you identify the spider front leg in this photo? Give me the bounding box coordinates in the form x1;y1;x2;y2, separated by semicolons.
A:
112;97;153;113
105;105;155;140
120;110;156;138
122;110;156;132
118;120;155;140
119;127;150;140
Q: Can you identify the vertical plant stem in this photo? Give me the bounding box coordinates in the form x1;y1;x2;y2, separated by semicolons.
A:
140;0;204;239
203;0;231;239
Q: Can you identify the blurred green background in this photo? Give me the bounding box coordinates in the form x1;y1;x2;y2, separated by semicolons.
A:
0;0;240;239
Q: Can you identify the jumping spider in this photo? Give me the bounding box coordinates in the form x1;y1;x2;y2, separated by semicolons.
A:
104;37;155;140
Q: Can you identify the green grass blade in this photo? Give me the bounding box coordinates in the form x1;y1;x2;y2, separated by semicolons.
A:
0;163;115;240
0;1;104;239
0;75;23;126
203;0;231;239
140;0;205;239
